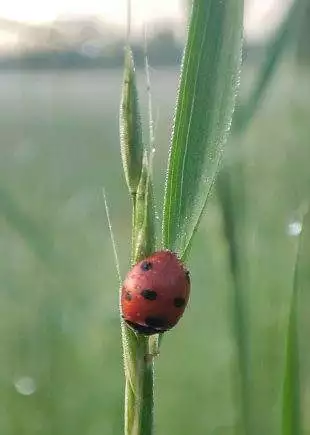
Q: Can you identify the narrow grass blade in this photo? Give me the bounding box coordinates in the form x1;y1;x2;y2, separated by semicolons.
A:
102;188;122;285
216;171;250;435
102;188;139;398
234;0;305;134
162;0;244;257
296;0;310;63
282;209;309;435
282;262;301;435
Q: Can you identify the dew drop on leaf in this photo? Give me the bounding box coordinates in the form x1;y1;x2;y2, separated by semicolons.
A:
14;376;36;396
287;221;302;237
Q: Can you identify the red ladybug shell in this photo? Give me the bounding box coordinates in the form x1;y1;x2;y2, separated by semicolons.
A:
121;250;190;335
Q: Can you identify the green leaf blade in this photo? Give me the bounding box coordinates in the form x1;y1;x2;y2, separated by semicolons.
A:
282;209;309;435
162;0;244;256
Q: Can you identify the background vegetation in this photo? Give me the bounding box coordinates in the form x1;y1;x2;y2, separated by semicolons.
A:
1;3;310;435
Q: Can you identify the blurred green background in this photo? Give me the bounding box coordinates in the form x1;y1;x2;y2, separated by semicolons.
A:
1;3;310;435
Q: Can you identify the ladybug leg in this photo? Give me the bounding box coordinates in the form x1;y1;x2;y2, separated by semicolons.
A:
144;353;158;363
144;333;163;362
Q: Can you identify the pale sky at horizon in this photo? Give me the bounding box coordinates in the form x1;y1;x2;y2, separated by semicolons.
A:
0;0;181;25
0;0;293;39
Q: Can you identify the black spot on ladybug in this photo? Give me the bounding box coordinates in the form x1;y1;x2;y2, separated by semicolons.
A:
145;316;168;329
124;291;132;301
141;289;157;301
185;270;190;283
174;297;186;308
141;261;152;271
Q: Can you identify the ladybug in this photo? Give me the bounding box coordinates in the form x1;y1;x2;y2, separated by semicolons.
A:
121;250;190;335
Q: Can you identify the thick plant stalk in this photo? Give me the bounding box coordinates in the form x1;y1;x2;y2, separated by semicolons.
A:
124;155;156;435
121;179;155;435
123;331;154;435
119;46;156;435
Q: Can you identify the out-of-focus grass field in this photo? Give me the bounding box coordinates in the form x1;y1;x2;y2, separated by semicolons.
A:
0;61;310;435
